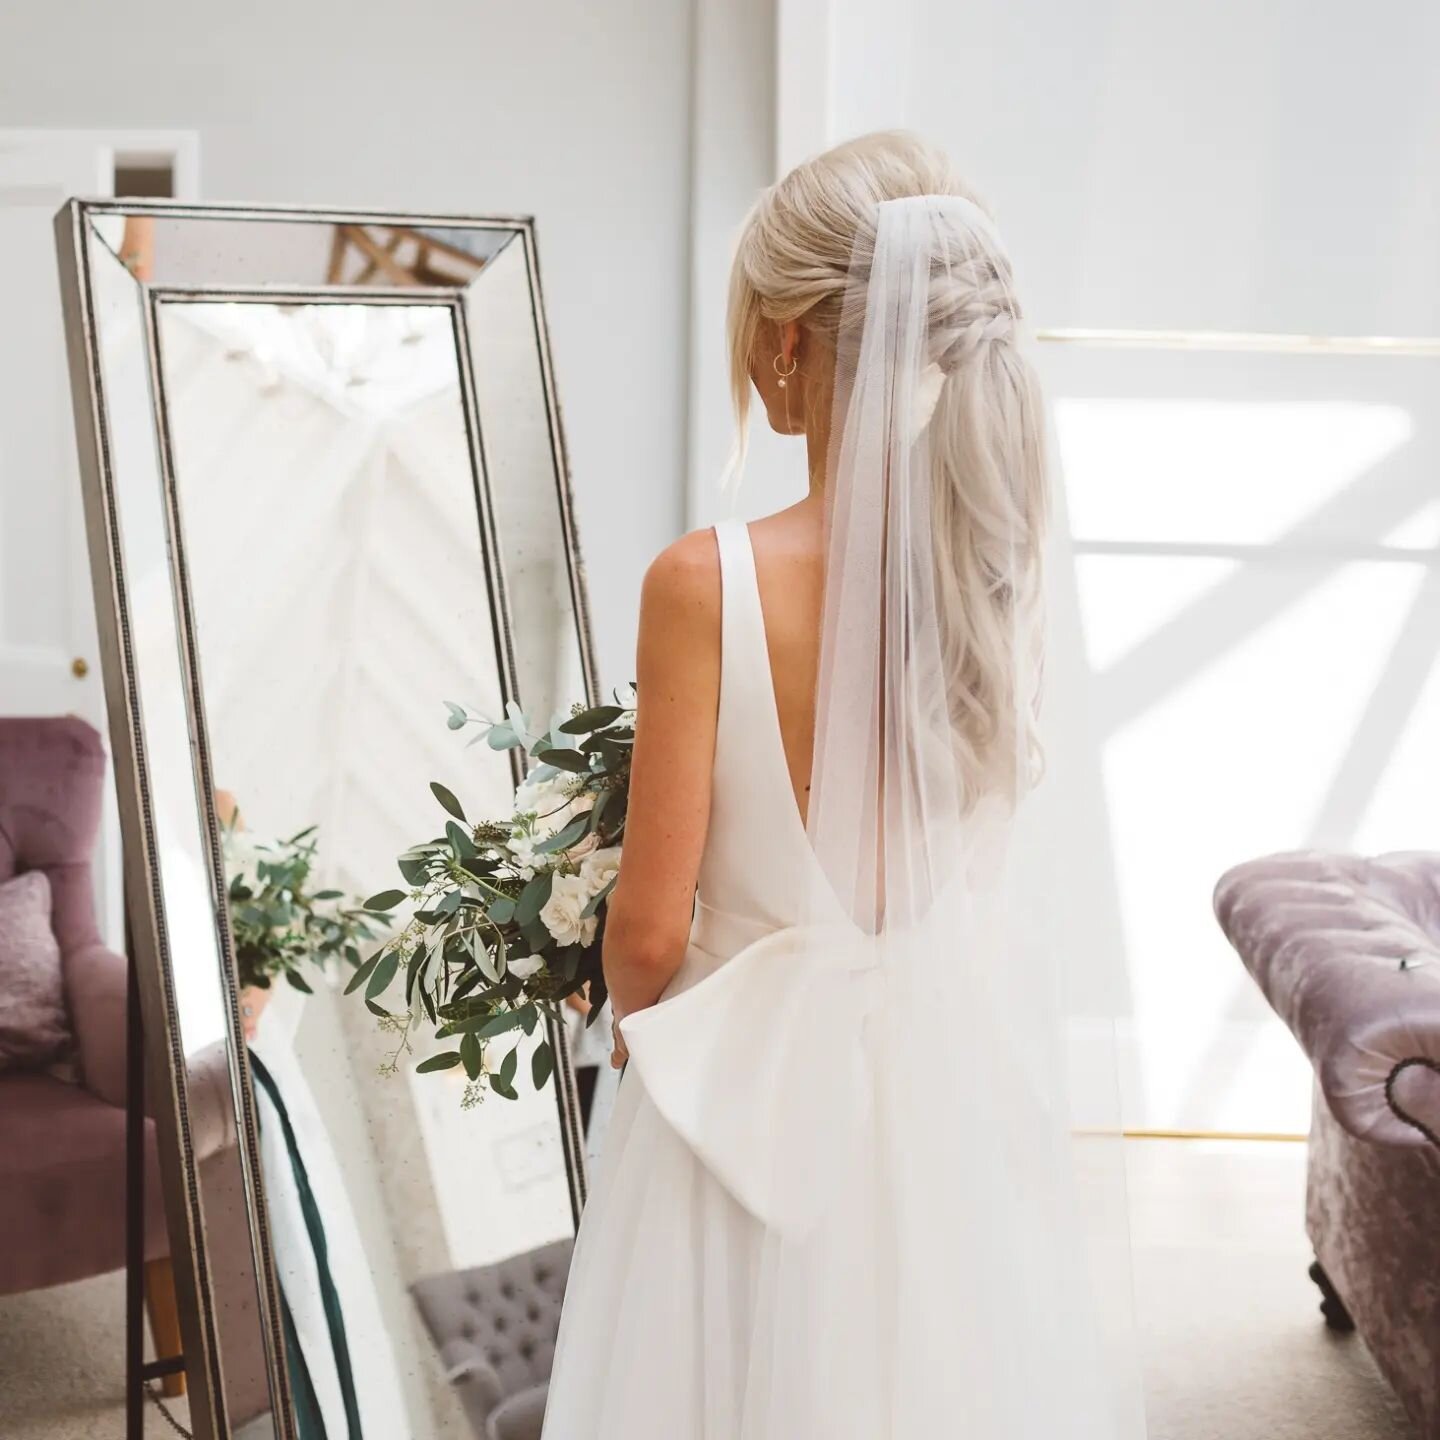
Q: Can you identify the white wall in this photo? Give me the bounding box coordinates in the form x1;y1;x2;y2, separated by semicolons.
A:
793;0;1440;1131
0;0;696;688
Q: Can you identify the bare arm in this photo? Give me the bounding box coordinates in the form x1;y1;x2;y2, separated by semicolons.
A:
603;530;720;1032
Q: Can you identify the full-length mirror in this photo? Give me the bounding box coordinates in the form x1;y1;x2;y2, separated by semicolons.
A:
56;202;602;1440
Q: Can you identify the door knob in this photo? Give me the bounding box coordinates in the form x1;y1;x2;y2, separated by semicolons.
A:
72;657;89;679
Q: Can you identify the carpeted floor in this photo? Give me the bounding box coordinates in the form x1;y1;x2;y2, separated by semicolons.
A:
1129;1140;1414;1440
0;1267;189;1439
0;1141;1417;1439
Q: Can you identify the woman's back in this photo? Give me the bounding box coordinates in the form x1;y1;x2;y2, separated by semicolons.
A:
747;502;825;826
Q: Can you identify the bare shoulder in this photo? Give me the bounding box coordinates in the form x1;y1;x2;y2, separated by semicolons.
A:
641;527;721;627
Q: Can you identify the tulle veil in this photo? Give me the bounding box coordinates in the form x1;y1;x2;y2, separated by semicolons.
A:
737;192;1148;1435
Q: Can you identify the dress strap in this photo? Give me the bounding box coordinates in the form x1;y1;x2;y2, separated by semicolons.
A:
712;519;765;660
711;520;768;728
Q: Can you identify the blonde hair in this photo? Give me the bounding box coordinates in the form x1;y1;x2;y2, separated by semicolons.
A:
727;130;1048;801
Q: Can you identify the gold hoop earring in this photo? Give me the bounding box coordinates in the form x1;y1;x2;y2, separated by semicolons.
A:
773;352;798;388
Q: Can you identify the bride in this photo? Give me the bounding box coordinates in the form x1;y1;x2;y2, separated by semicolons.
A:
541;131;1146;1438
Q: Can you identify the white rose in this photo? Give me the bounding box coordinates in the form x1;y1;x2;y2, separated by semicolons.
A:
513;771;594;844
507;953;545;980
539;873;598;948
579;846;622;900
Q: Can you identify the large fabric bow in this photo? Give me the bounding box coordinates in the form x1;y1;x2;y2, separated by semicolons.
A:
619;916;885;1238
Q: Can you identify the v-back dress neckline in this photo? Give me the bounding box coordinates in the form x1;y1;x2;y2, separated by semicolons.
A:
713;518;815;862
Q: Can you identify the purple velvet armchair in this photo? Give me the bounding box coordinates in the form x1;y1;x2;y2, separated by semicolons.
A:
0;715;173;1296
0;715;247;1397
1215;850;1440;1438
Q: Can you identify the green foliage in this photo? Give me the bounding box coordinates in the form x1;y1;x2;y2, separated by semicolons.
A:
224;824;389;993
355;691;635;1103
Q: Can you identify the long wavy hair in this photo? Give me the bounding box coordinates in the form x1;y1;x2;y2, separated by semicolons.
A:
726;130;1049;803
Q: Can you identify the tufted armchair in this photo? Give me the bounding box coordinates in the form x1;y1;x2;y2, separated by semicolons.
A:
1215;850;1440;1437
410;1237;573;1440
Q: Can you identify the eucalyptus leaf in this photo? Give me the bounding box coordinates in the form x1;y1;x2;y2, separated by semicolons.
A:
365;889;406;913
487;895;516;925
431;781;466;822
534;747;590;774
446;821;478;859
437;1007;527;1038
483;1007;531;1040
514;872;553;928
398;855;434;886
444;701;469;731
285;969;314;994
486;722;520;751
366;949;400;1000
558;704;625;735
416;1051;462;1074
488;1073;518;1101
498;1045;519;1088
460;1030;483;1081
477;938;502;984
531;1041;554;1089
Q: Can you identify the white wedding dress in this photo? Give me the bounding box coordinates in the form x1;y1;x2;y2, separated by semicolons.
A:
541;520;825;1437
541;520;1142;1438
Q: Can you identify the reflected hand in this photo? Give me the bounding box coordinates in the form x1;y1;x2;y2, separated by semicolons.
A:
239;984;271;1043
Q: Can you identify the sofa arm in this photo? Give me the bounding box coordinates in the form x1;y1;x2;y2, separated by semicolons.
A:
64;940;129;1110
1215;850;1440;1150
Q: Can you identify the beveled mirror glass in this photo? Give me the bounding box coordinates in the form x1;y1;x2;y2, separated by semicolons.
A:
56;201;598;1440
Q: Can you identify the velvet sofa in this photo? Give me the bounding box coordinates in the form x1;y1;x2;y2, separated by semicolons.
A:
1215;850;1440;1437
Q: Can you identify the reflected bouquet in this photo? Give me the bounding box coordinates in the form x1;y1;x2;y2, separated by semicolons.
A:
351;695;633;1105
222;824;384;993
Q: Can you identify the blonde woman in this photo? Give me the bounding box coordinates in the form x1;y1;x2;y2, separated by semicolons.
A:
541;132;1145;1438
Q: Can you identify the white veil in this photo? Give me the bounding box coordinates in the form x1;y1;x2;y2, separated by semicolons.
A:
743;194;1148;1436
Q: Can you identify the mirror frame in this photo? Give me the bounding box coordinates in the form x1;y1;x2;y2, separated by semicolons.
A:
55;199;599;1440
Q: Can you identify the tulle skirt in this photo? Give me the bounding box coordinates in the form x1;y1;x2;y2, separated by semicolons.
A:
540;916;1146;1440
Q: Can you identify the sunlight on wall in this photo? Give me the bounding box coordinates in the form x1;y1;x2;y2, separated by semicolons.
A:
1059;398;1414;546
1052;384;1438;1131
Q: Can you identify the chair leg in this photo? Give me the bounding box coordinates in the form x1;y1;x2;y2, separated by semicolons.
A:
1308;1259;1356;1333
144;1257;188;1397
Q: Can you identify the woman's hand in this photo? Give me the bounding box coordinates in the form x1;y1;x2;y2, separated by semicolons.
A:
239;984;271;1043
610;1013;630;1070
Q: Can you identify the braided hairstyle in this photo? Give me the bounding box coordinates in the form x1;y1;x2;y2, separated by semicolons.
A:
727;130;1048;803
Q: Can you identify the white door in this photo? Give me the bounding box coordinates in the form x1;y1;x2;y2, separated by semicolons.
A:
0;130;197;946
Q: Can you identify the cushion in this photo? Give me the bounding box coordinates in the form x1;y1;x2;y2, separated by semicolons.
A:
486;1384;549;1440
0;871;70;1072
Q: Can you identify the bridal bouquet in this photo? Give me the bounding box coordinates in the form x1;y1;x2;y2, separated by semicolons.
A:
223;823;386;993
350;695;633;1105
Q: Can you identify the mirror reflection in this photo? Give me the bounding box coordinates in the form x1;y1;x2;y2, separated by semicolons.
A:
66;206;601;1440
